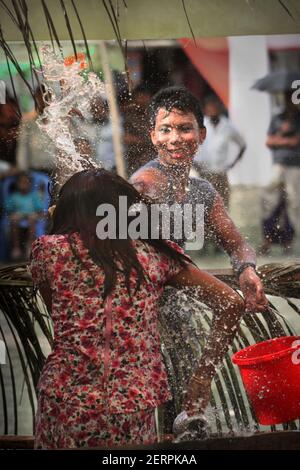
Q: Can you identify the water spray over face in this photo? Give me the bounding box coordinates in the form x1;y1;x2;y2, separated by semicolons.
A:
36;46;106;187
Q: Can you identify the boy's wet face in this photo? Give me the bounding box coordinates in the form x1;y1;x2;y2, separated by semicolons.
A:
150;107;206;166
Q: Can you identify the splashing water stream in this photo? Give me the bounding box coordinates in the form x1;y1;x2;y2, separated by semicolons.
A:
36;46;106;188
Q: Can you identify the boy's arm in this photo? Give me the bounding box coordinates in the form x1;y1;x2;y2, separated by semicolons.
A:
207;194;268;313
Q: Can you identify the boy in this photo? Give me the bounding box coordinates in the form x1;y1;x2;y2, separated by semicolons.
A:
130;86;267;314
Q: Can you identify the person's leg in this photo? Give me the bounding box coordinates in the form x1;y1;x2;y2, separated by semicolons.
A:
284;166;300;247
260;164;284;253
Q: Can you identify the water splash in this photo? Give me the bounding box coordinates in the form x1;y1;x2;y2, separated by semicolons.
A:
36;46;106;187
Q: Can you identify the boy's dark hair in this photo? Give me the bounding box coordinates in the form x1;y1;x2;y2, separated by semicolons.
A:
148;86;204;129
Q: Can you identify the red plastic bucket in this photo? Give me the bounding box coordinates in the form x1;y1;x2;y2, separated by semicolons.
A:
232;336;300;425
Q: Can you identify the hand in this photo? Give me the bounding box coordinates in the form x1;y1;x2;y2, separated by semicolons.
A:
239;267;269;313
182;376;211;417
48;205;56;218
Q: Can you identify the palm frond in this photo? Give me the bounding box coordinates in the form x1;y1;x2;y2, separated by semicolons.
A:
181;0;197;47
0;265;52;434
278;0;295;19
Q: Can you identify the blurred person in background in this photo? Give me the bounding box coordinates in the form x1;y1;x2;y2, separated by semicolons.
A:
16;85;56;177
4;172;43;260
123;84;156;176
260;91;300;255
88;94;116;171
193;95;246;209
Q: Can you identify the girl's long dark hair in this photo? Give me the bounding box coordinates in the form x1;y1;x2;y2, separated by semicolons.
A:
51;169;189;298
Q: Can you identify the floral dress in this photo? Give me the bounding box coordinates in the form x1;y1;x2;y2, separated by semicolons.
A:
29;232;186;448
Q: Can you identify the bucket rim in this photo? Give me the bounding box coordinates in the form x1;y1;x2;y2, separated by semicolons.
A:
232;336;300;366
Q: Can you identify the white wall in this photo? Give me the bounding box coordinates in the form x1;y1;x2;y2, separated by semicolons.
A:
228;36;272;186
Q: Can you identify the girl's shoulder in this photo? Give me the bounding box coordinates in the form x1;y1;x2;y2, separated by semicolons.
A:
31;234;73;257
33;233;68;247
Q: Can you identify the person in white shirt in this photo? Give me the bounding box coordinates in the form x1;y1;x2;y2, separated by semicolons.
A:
88;95;117;171
16;86;56;176
193;95;246;208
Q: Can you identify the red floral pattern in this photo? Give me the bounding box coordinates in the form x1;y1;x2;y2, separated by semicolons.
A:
30;233;185;447
34;392;156;448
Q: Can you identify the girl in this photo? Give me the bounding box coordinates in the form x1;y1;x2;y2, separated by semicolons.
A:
30;168;244;448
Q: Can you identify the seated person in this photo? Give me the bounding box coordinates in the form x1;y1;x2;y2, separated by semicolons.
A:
4;172;44;260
